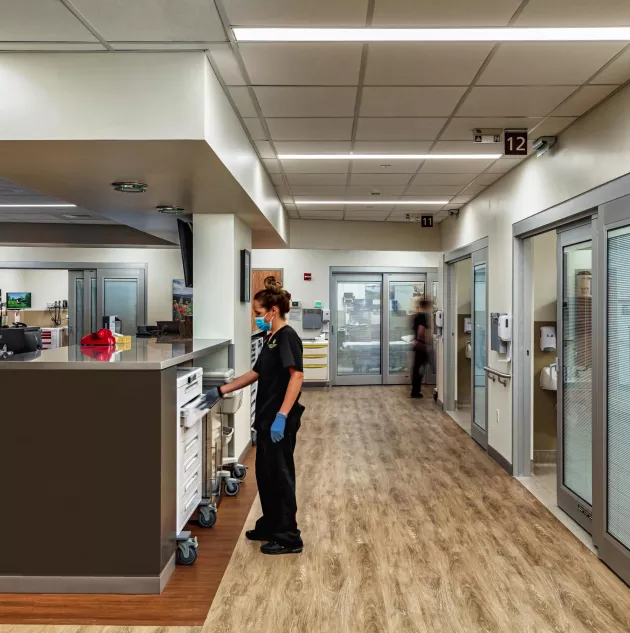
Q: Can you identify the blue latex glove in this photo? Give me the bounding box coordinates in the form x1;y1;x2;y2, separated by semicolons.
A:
201;386;222;409
270;412;287;443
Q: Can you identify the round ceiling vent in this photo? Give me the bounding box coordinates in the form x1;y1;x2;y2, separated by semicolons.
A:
111;181;148;193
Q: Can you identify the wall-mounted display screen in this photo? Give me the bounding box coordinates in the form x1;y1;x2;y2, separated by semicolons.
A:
7;292;32;309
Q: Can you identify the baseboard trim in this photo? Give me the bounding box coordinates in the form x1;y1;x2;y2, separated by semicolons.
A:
436;398;444;409
488;445;513;476
0;554;175;595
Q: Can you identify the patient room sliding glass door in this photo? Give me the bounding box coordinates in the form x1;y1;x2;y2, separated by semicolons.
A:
471;248;489;449
331;272;430;386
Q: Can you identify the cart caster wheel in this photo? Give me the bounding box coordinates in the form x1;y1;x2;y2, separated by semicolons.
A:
233;464;247;479
176;538;198;566
225;480;240;496
198;506;217;528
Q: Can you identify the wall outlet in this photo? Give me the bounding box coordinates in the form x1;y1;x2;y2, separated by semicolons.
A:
496;409;500;425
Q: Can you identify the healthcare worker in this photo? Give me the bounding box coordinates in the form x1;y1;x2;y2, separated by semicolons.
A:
206;276;305;555
411;298;432;399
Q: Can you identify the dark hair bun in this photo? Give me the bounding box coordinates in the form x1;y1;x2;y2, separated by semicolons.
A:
264;276;283;293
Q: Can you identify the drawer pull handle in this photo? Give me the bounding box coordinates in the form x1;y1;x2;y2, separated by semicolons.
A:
184;453;199;472
184;435;199;452
184;471;199;492
304;345;327;349
304;354;327;359
304;364;327;369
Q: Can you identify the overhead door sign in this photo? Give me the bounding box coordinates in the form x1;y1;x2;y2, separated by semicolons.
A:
421;215;433;228
504;130;528;156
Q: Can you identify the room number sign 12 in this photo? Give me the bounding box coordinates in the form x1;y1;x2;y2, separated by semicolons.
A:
504;130;528;156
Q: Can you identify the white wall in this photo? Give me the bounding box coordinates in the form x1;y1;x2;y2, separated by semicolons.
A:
0;246;182;323
252;249;440;338
440;80;630;463
533;231;558;322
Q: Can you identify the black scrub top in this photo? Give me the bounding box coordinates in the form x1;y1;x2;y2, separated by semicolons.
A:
253;325;303;432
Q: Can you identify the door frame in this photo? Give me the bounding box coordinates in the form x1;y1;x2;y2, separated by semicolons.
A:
471;247;489;450
443;237;488;414
556;222;597;534
329;266;438;387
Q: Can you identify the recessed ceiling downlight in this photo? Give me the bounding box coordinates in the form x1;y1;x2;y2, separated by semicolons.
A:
112;181;148;193
156;205;186;215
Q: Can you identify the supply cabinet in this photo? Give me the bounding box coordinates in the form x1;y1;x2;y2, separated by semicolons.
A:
302;340;329;383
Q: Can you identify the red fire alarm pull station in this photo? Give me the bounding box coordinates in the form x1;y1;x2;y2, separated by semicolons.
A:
304;273;312;281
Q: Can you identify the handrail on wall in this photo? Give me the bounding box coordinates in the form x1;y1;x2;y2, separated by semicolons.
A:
484;366;511;387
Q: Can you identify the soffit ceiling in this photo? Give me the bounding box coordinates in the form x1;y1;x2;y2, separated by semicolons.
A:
2;0;630;223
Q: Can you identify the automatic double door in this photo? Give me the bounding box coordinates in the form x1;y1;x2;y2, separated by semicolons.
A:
331;273;436;386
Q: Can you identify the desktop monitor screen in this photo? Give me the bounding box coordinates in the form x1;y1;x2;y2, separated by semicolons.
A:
6;292;32;309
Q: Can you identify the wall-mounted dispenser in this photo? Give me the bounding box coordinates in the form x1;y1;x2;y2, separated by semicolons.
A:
465;340;472;359
435;310;444;329
540;325;557;352
464;317;472;334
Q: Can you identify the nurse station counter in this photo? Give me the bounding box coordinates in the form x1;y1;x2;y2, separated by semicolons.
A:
0;338;231;594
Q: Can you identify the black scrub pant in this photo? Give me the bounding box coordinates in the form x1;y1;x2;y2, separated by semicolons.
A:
254;426;302;547
411;350;427;396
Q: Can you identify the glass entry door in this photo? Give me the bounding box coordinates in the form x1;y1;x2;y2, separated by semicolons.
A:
471;248;488;449
598;196;630;585
557;224;594;533
68;270;96;345
332;274;383;385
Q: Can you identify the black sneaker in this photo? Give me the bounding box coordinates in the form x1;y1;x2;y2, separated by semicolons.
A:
260;541;303;555
410;393;424;399
246;530;270;541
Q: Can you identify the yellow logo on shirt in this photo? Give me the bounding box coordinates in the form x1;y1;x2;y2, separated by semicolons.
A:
268;340;278;349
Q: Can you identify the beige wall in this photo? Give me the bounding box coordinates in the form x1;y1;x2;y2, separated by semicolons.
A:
288;219;442;251
439;80;630;463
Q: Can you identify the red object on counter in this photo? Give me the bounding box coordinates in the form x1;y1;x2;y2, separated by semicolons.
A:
80;346;118;362
80;328;116;347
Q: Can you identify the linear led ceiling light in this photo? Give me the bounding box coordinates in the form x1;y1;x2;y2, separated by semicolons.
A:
278;153;501;160
0;204;77;208
234;27;630;42
296;200;449;205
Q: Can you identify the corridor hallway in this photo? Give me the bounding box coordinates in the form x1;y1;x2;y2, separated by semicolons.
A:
203;386;630;633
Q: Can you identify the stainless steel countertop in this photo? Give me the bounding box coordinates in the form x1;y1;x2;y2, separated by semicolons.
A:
0;338;231;370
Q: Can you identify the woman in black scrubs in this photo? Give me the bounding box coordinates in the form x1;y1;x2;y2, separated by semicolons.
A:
207;277;305;555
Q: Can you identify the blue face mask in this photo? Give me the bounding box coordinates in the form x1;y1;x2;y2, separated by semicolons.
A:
255;313;272;332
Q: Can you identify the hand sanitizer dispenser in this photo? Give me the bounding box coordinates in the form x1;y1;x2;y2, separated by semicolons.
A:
540;325;556;352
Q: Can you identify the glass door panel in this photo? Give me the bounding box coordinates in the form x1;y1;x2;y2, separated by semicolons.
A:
68;270;96;345
332;276;382;385
97;268;146;336
471;250;488;449
556;225;594;534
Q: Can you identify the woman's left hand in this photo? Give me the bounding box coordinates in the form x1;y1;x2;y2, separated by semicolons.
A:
271;412;287;443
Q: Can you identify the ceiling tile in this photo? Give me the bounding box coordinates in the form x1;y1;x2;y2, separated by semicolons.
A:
485;157;525;174
355;118;447;141
72;0;226;41
552;85;618;117
289;185;348;196
271;173;285;186
255;141;276;159
286;207;300;218
224;0;369;26
441;117;544;141
405;185;464;195
474;173;502;186
514;0;630;27
458;86;576;117
592;49;630;84
344;210;390;221
263;159;282;173
284;203;297;211
353;141;433;153
360;87;466;117
281;160;349;174
419;159;495;174
430;141;506;155
0;43;105;51
298;210;345;219
343;204;394;211
275;184;289;196
280;195;293;204
531;117;578;137
460;184;487;196
478;43;624;86
285;173;348;186
372;0;522;26
349;173;413;185
345;185;406;196
228;87;259;117
254;87;358;117
243;118;267;140
364;43;492;85
208;45;246;85
239;43;363;85
391;203;445;212
351;159;422;174
450;195;474;204
111;42;216;50
0;0;98;41
413;173;479;186
273;141;353;153
266;118;354;141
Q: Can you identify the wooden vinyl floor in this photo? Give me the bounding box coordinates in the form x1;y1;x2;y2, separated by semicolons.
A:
202;385;630;633
0;449;258;626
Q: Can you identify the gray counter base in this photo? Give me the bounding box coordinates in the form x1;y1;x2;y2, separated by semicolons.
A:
0;554;175;595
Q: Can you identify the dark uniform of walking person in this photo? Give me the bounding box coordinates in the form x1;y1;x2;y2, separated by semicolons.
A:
411;298;432;399
205;276;305;555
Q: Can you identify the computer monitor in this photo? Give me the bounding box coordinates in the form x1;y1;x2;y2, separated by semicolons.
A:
6;292;32;309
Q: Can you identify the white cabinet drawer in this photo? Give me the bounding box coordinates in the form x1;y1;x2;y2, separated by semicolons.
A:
180;395;210;428
182;427;202;463
304;364;328;381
